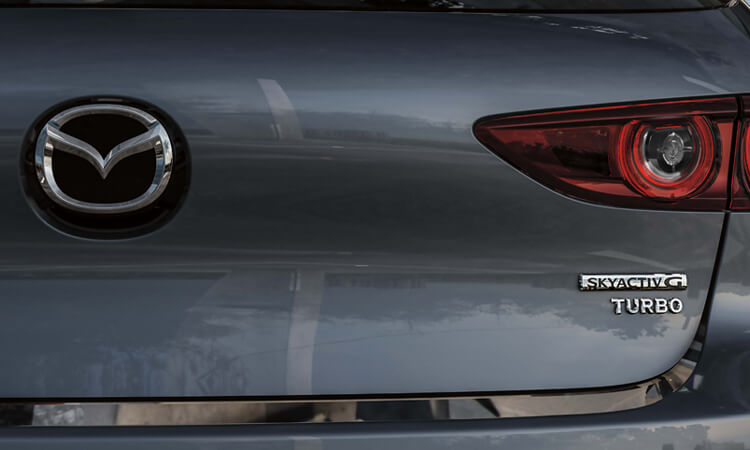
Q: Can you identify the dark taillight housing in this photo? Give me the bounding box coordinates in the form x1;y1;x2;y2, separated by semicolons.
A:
474;98;737;210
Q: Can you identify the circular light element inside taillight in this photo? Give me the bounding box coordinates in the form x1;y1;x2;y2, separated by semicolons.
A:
617;117;716;201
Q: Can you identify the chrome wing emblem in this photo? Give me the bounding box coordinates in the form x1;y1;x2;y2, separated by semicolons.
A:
34;104;173;214
43;123;165;179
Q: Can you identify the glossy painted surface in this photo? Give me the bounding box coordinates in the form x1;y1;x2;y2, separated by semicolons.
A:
690;212;750;417
4;212;750;448
0;7;748;398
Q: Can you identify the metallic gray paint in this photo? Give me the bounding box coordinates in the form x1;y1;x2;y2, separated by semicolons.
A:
0;8;741;398
0;347;699;425
1;3;750;449
3;212;750;450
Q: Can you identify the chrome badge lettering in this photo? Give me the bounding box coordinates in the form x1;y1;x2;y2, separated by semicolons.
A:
610;298;684;315
579;273;687;291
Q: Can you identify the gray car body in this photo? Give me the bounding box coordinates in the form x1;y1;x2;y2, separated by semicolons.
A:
1;2;750;448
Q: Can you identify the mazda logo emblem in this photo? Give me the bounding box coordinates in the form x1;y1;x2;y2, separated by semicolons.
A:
34;104;173;214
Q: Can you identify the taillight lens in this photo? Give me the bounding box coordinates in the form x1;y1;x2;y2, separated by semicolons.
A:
474;97;737;210
617;117;715;201
730;96;750;211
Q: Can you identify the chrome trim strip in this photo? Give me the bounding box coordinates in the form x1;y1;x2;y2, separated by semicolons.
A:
0;341;700;426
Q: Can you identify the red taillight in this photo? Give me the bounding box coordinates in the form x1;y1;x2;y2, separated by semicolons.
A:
616;117;715;201
474;97;737;210
730;96;750;211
